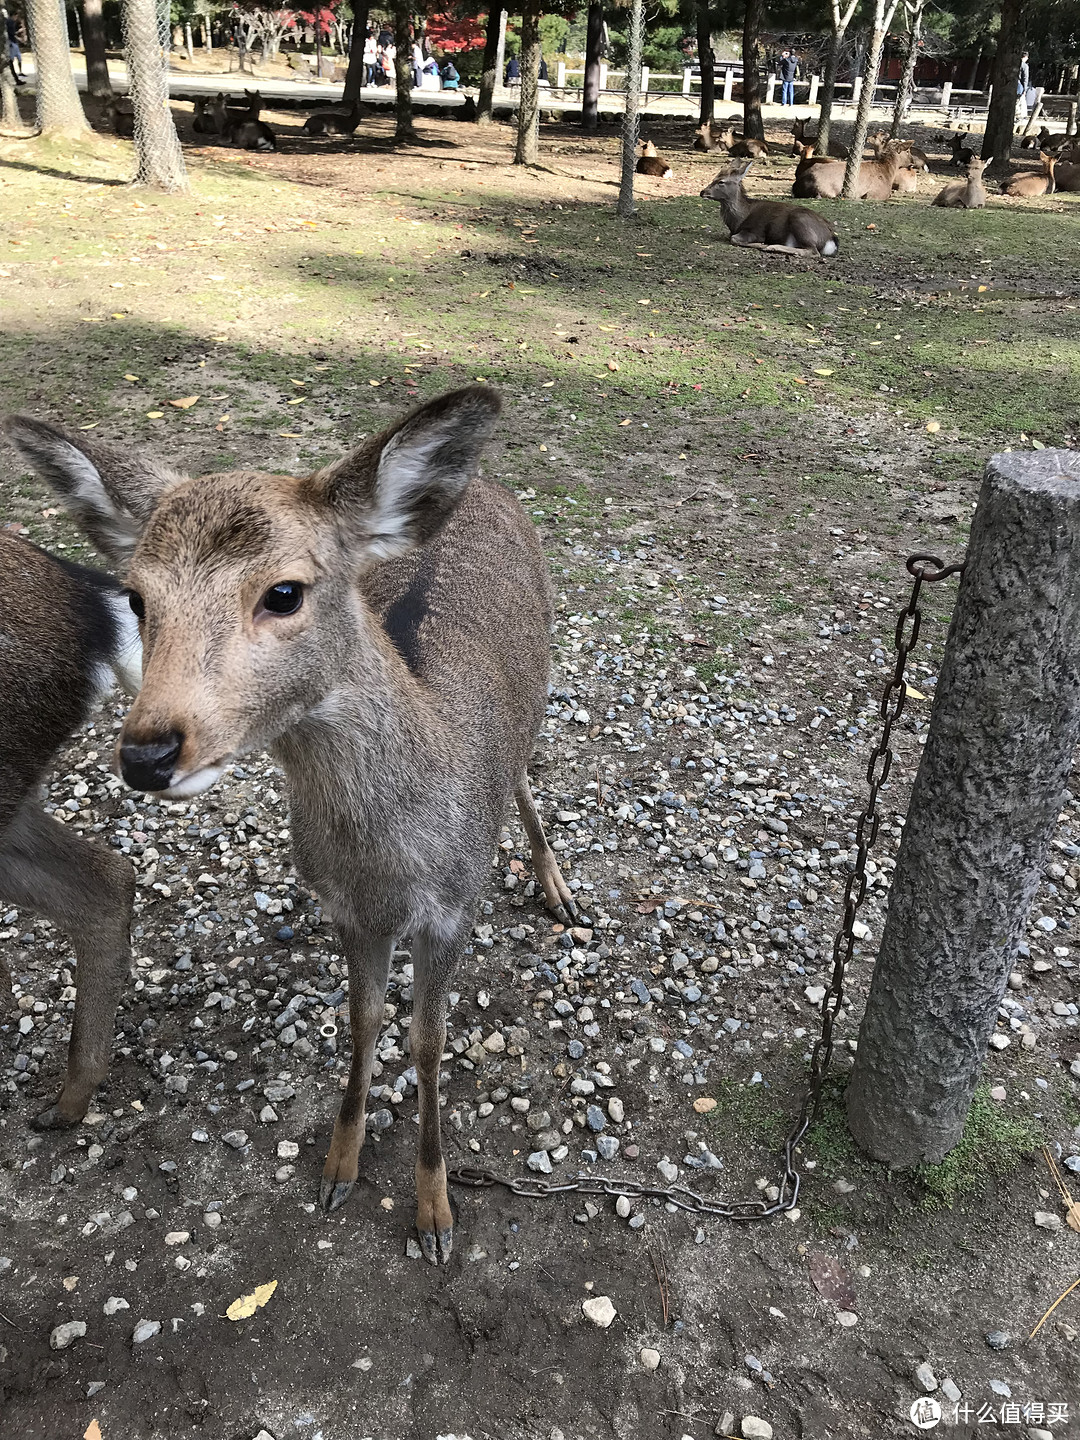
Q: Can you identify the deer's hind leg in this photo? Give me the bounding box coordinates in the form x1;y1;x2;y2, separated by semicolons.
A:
515;776;577;922
0;798;134;1129
320;928;393;1212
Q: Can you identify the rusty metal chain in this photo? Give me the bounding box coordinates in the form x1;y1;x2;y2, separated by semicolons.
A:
450;552;966;1222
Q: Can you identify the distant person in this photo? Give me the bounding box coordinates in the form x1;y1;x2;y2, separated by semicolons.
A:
505;53;519;84
1017;50;1035;118
412;39;423;88
441;58;459;90
539;55;548;82
4;12;24;82
363;29;376;85
778;48;798;106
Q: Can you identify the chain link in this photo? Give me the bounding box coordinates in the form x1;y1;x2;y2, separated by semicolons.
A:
450;552;966;1222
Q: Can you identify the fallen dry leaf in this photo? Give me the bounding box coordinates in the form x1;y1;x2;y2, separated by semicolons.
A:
903;682;927;700
619;418;633;427
692;1096;717;1114
809;1251;857;1311
813;368;834;376
122;373;139;382
78;422;99;431
226;1279;277;1321
277;431;302;439
85;1422;103;1440
926;420;941;433
168;396;199;410
607;359;620;371
145;411;164;419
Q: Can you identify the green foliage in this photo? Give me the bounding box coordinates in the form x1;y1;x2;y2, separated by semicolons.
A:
915;1087;1041;1208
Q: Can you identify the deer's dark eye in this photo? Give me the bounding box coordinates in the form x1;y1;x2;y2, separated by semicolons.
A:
260;582;304;616
127;590;145;620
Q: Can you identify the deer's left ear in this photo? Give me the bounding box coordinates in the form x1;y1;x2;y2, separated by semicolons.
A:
308;385;502;562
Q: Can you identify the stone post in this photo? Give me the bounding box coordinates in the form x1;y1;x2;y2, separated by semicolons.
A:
847;451;1080;1165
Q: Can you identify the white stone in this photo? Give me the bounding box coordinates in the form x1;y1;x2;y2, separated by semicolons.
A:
164;1231;189;1246
639;1347;661;1371
740;1419;773;1440
581;1295;617;1328
915;1360;937;1392
941;1377;961;1404
103;1297;129;1316
1034;1210;1063;1231
835;1310;858;1327
277;1139;300;1160
49;1320;86;1350
608;1097;625;1124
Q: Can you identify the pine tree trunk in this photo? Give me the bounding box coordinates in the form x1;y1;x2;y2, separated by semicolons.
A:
392;0;414;142
122;0;188;191
81;0;111;93
889;0;922;138
696;0;714;128
343;0;368;102
616;0;642;217
26;0;89;133
514;0;540;165
816;30;841;153
203;7;212;51
983;0;1024;177
476;1;503;125
841;0;895;198
1;17;33;132
741;0;764;140
581;0;602;131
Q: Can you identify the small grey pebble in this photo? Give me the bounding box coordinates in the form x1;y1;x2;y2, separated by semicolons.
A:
221;1130;249;1150
985;1330;1010;1350
132;1319;161;1344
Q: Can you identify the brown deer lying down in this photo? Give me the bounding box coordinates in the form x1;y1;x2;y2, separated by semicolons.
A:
701;163;838;256
5;387;577;1265
1054;160;1080;192
192;96;217;134
870;130;928;171
0;524;141;1130
1001;152;1056;196
931;154;990;208
693;120;722;150
303;98;362;137
790;115;847;158
104;96;134;138
1024;125;1071;153
793;140;911;200
947;131;976;168
716;124;768;158
636;139;673;177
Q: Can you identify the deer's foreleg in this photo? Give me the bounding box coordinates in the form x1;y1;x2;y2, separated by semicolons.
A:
515;775;577;922
320;929;393;1212
0;801;134;1128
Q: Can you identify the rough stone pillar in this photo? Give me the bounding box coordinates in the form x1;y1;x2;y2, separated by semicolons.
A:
847;450;1080;1165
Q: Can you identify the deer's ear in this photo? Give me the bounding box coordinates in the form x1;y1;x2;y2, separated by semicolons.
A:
310;385;502;562
3;416;185;566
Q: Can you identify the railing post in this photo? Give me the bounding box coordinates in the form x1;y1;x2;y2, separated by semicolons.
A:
941;80;952;106
809;72;819;104
682;65;692;95
847;450;1080;1166
599;59;608;92
556;59;565;88
765;74;776;104
723;66;733;101
852;75;863;106
640;63;649;95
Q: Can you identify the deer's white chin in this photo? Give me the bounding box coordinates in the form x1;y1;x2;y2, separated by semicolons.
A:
161;763;228;799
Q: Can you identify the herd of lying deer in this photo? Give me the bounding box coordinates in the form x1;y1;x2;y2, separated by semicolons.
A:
107;88;363;152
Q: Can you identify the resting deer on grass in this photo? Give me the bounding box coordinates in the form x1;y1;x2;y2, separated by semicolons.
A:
793;140;911;200
790;115;847;158
931;154;990;208
1001;152;1056;197
5;386;575;1265
303;98;363;137
701;163;838;257
636;139;673;177
0;527;140;1128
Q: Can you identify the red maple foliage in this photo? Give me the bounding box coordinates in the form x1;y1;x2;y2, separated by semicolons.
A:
295;0;340;39
425;10;486;53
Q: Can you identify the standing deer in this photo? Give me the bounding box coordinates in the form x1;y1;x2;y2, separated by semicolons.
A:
0;529;140;1128
701;163;839;256
5;387;575;1265
931;154;991;208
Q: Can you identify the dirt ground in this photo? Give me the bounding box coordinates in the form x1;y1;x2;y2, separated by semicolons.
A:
2;101;1080;1440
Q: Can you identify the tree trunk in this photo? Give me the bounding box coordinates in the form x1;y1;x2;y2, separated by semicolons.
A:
581;0;602;131
81;0;111;92
983;0;1024;177
696;0;714;128
122;0;188;191
1;16;33;132
514;0;541;165
841;1;896;198
476;1;503;125
848;450;1080;1165
203;7;212;52
889;0;922;138
741;0;764;140
72;4;84;51
392;0;414;141
816;26;843;153
616;0;642;216
184;21;193;61
343;0;368;102
26;0;89;133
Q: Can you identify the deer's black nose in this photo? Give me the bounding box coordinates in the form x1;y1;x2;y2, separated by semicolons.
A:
120;731;183;792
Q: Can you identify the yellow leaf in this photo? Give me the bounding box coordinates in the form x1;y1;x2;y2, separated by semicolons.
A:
693;1097;717;1114
290;379;306;387
977;284;988;292
926;420;940;433
813;368;834;376
226;1279;278;1321
169;396;199;409
369;380;381;388
619;418;632;426
542;381;555;388
85;1422;103;1440
287;397;306;405
145;411;164;419
637;299;650;305
904;682;927;700
78;422;99;431
598;325;615;331
217;414;230;424
539;444;548;452
278;431;302;438
123;373;139;382
607;360;620;372
211;335;228;342
111;313;126;319
475;376;487;382
793;377;807;385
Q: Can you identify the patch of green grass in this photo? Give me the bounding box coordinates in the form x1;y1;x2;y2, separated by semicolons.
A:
707;1076;788;1150
915;1086;1042;1209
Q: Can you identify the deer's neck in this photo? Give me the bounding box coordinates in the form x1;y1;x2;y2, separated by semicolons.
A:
718;186;750;230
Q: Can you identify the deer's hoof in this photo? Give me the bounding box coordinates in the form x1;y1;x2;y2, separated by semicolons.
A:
418;1225;454;1265
319;1176;355;1212
30;1100;82;1132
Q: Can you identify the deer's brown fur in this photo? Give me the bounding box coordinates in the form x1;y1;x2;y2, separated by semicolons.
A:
931;154;990;208
701;163;838;256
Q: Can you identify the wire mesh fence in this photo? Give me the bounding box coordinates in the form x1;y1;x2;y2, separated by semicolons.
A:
121;0;187;190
